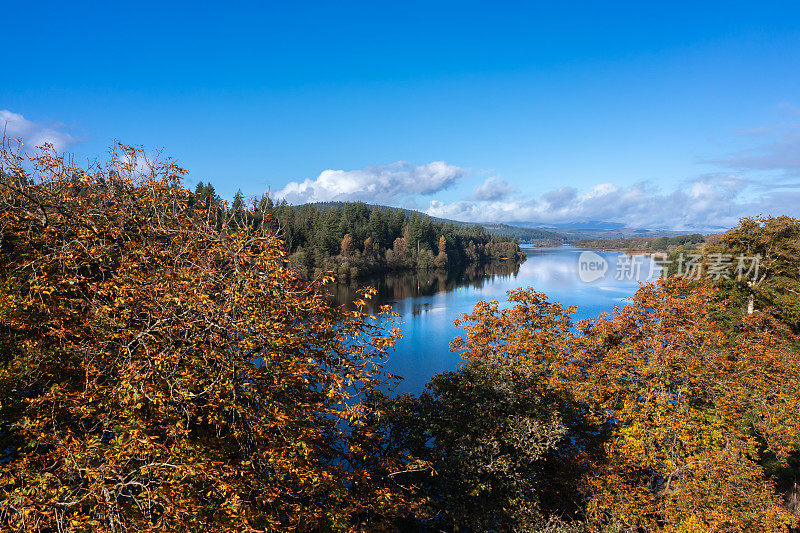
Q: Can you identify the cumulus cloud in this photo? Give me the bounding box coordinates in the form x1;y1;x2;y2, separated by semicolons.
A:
425;175;781;231
472;176;514;201
0;110;77;152
423;108;800;230
541;186;578;208
276;161;464;204
428;107;800;231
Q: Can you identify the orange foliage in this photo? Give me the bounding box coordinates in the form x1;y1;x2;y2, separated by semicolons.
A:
0;141;417;532
452;278;800;532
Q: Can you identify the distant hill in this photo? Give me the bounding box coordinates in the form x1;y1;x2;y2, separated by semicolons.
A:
477;223;568;242
303;203;705;243
480;221;692;242
510;220;628;231
554;227;683;240
307;202;451;223
505;220;698;240
306;202;569;243
575;233;707;251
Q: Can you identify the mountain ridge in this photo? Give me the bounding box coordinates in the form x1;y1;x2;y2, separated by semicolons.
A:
304;202;705;242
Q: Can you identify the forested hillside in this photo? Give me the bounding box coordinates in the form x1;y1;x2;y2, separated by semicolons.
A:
195;184;525;280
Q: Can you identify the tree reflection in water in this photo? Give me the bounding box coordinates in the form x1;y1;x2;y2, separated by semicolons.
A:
328;260;523;312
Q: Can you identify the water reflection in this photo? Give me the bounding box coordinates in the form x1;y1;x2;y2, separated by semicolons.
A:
329;260;523;312
330;247;659;394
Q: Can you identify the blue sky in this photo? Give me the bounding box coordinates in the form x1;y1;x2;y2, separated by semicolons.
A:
4;1;800;229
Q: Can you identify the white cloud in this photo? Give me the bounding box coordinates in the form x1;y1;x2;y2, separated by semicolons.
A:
276;161;465;204
472;176;514;201
0;110;77;153
425;175;781;231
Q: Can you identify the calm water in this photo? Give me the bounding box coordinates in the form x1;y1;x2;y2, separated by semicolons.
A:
332;246;659;393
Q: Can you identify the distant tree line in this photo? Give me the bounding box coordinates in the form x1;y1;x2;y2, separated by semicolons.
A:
194;183;525;280
576;232;706;251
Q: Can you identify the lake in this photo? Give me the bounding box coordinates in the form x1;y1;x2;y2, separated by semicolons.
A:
331;246;660;393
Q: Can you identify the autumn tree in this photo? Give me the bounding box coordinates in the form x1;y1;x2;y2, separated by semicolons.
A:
371;356;602;532
340;232;355;258
434;235;448;269
362;236;375;259
386;236;407;269
720;215;800;328
0;141;419;532
452;280;800;531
